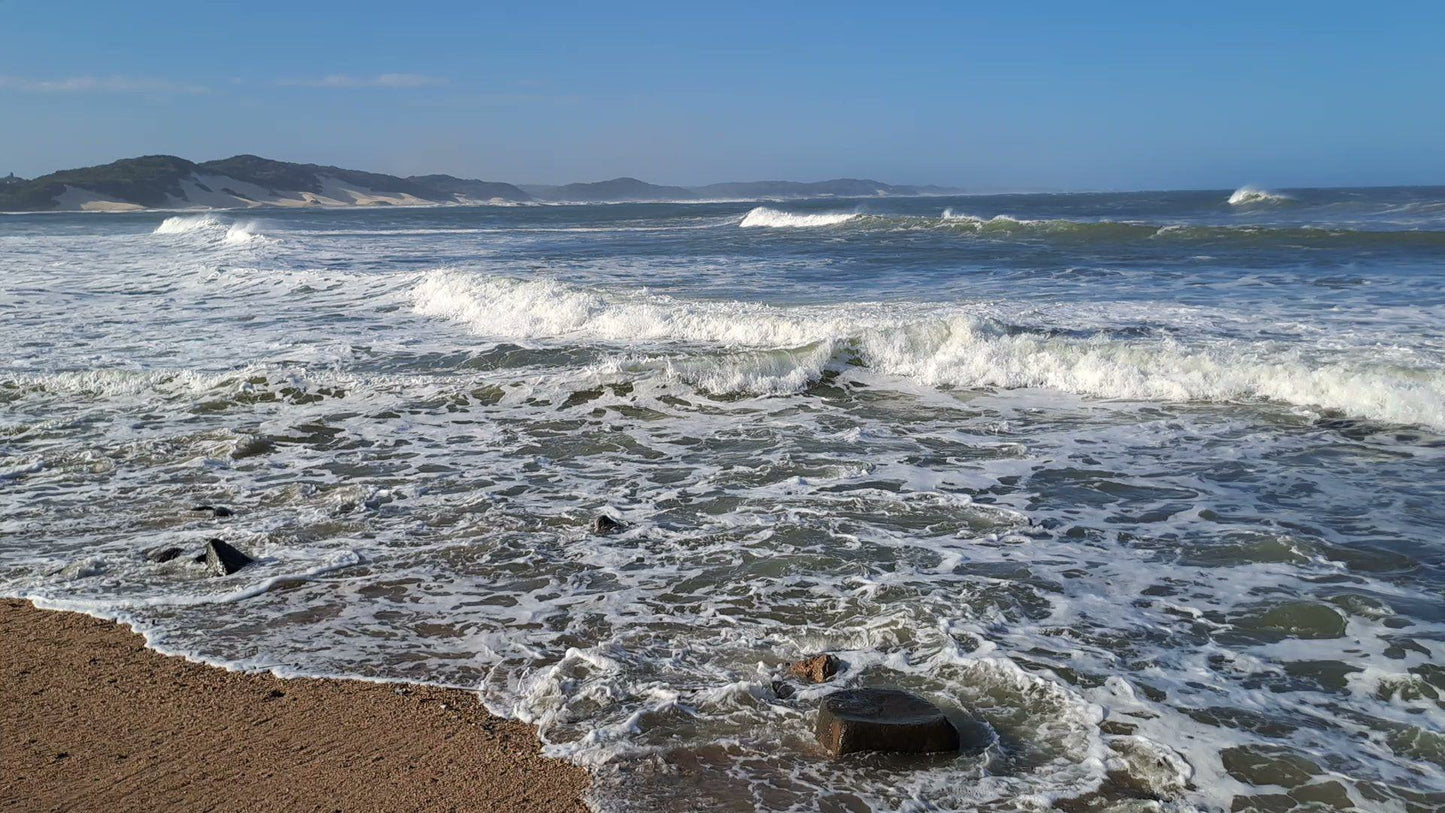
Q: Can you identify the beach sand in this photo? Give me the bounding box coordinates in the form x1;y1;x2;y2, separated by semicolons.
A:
0;599;588;811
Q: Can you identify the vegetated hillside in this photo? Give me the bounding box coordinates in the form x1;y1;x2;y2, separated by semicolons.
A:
525;177;699;202
0;154;953;211
0;155;532;211
526;176;960;202
408;174;535;202
0;155;199;210
697;178;948;198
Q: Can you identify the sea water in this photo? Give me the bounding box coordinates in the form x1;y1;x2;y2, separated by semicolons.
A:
2;188;1443;811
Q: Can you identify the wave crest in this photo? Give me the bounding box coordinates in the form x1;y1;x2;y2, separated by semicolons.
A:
1228;186;1292;206
739;207;858;228
154;214;267;245
737;208;1445;248
411;270;1445;427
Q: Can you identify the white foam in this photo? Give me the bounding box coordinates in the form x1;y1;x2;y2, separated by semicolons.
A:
154;214;267;244
738;206;858;228
412;271;1445;427
1228;186;1292;206
155;214;225;234
6;194;1444;812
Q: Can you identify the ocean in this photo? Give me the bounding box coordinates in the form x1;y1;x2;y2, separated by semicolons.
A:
2;187;1443;811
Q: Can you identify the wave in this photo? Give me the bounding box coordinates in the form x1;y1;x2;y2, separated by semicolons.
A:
738;207;1445;248
411;271;1445;427
739;207;858;228
154;214;267;245
1228;186;1292;206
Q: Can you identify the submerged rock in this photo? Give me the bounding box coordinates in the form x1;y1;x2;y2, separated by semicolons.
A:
591;514;625;535
815;688;959;757
191;505;233;518
788;654;842;684
771;680;795;700
146;546;184;564
204;539;254;576
56;559;107;579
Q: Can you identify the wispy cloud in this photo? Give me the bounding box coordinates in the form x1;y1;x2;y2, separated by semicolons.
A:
275;73;448;89
0;75;209;94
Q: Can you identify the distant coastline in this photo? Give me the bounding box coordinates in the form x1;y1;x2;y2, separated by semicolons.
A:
0;154;958;213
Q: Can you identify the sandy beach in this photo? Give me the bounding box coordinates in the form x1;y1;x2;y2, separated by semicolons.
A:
0;599;588;812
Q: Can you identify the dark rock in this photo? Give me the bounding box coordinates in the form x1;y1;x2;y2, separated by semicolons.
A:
815;688;959;757
771;680;795;700
191;505;233;518
954;716;996;751
591;514;625;535
204;538;254;576
145;546;184;564
788;653;842;684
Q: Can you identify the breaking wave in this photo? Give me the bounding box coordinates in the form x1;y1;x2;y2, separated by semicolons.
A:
411;270;1445;427
1228;186;1292;206
738;207;1445;248
739;206;858;228
154;214;267;245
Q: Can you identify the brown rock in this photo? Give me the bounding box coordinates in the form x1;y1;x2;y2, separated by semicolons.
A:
815;688;959;757
788;654;841;684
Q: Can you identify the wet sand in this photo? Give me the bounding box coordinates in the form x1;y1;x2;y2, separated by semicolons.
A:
0;599;588;812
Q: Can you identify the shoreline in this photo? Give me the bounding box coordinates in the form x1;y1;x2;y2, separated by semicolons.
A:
0;191;970;216
0;598;589;811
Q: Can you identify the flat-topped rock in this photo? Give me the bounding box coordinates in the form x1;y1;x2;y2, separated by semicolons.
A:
815;688;959;757
205;539;254;576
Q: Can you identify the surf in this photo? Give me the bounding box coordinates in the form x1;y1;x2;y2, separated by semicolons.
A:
1227;185;1292;206
411;270;1445;428
739;206;859;228
154;214;267;244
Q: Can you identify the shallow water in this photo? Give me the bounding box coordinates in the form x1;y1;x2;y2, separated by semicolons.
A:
3;188;1443;812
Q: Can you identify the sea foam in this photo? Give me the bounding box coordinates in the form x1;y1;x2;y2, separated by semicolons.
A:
155;214;267;244
1227;186;1292;206
739;206;858;228
412;270;1445;427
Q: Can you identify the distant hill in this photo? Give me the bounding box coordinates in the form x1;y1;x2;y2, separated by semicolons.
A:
525;176;957;203
407;174;537;202
0;154;532;212
524;177;699;202
0;154;957;212
696;178;947;199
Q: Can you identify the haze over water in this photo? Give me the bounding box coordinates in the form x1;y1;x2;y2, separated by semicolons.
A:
3;187;1444;811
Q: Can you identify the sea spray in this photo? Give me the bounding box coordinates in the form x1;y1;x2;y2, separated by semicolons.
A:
410;270;1445;427
154;213;268;244
739;206;858;228
1227;185;1292;205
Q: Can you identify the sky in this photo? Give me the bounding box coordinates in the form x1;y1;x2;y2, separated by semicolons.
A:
1;0;1443;190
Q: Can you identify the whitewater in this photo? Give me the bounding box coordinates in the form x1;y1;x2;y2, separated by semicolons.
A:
3;187;1444;812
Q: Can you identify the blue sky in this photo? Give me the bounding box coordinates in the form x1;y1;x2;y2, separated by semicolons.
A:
2;1;1442;189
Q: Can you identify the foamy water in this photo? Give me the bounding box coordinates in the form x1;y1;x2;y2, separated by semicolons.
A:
740;206;859;228
1227;186;1292;206
3;188;1444;812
